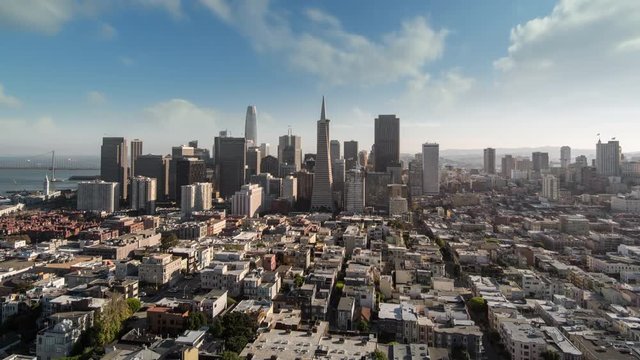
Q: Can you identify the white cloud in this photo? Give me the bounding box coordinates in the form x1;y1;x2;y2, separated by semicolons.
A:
199;1;447;86
0;0;74;34
99;22;117;39
132;0;183;20
119;56;135;66
87;91;107;105
144;99;216;126
0;84;22;108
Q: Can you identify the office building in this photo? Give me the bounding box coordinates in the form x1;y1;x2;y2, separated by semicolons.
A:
374;115;400;172
181;182;212;217
260;155;279;177
344;169;365;213
484;148;496;174
100;137;128;200
344;140;358;170
214;137;247;198
175;158;207;203
77;181;119;213
502;155;515;179
422;143;440;195
408;155;423;198
560;146;571;169
245;105;258;146
259;143;270;157
282;175;297;203
130;139;143;178
278;131;302;171
246;147;261;178
295;171;314;210
365;172;391;210
542;175;559;201
389;197;408;215
131;176;157;214
311;97;334;211
575;155;588;168
135;154;170;201
532;152;549;172
358;150;369;171
231;183;263;217
596;139;621;176
330;140;341;161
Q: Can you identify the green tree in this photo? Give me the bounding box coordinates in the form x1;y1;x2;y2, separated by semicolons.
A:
160;232;179;251
127;298;142;313
221;351;241;360
542;350;561;360
372;349;388;360
294;274;304;288
187;311;208;330
210;312;258;354
226;335;249;353
357;320;370;333
451;346;470;360
467;297;487;313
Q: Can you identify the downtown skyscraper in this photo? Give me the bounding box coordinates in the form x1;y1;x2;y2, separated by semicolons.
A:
245;105;257;146
310;97;334;211
422;143;440;195
374;115;400;172
100;137;128;200
596;139;621;176
130;139;143;178
484;148;496;174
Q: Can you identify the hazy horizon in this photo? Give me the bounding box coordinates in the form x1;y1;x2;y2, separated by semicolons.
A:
2;0;640;155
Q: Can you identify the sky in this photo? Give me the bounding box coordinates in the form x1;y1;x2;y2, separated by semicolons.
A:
1;0;640;156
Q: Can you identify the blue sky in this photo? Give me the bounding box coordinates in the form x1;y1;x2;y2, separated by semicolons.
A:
1;0;640;156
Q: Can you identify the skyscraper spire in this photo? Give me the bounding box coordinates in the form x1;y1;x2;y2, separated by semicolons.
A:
311;96;334;211
321;96;326;121
245;105;258;146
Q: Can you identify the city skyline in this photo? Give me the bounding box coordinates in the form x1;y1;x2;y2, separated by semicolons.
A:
2;0;640;155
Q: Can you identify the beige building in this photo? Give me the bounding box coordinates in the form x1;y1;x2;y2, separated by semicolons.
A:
138;254;183;285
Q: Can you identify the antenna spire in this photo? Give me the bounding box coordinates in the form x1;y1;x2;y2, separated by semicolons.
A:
321;96;326;121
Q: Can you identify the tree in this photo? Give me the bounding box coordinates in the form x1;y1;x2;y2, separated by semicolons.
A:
160;232;179;251
221;351;241;360
467;297;487;313
357;320;370;333
542;350;561;360
210;312;258;354
187;311;208;330
372;349;388;360
127;298;142;313
281;282;291;293
451;346;470;360
294;274;304;288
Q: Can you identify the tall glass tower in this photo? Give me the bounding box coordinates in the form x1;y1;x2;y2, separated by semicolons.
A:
245;105;257;146
311;97;334;211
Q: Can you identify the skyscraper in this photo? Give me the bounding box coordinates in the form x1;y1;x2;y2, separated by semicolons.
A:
330;140;341;161
131;176;157;214
532;152;550;172
259;143;270;157
311;97;334;211
483;148;496;174
344;140;358;170
560;146;571;169
422;143;440;195
374;115;400;172
181;182;212;217
215;137;247;198
135;154;170;201
245;105;257;146
408;154;423;198
501;155;515;179
175;158;207;203
596;139;621;176
100;137;128;200
130;139;143;178
231;183;263;217
344;169;365;214
77;180;120;213
278;132;302;171
246;147;261;178
542;175;559;201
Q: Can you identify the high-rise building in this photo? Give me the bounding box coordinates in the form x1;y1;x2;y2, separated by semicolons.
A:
542;174;559;201
389;197;408;216
483;148;496;174
294;171;314;211
374;115;400;172
344;169;365;214
245;105;258;146
131;176;157;214
231;183;263;217
246;147;261;178
310;97;334;211
532;152;550;172
330;140;341;161
181;182;212;217
214;137;247;198
259;143;270;157
422;143;440;195
260;155;279;177
282;176;297;204
130;139;143;178
502;155;516;179
575;155;588;168
408;154;423;198
135;154;170;201
358;150;369;171
77;181;119;213
278;132;302;171
100;137;128;200
365;172;391;210
560;146;571;169
175;158;207;203
596;139;621;176
344;140;358;170
332;158;346;209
